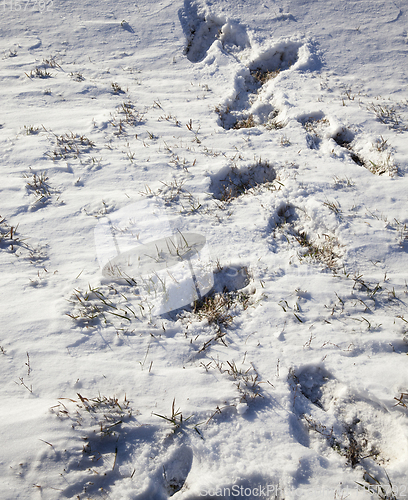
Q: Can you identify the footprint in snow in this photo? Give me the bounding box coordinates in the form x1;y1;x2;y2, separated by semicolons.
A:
295;364;337;411
210;160;276;202
212;264;251;294
218;40;303;130
140;444;193;498
179;2;305;131
299;112;396;175
178;0;225;63
292;365;408;467
179;0;250;64
300;113;365;165
298;112;329;150
162;445;193;496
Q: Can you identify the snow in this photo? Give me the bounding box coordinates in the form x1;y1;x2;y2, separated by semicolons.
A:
1;0;408;498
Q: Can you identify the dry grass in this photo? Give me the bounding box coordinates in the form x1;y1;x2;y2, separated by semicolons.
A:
205;358;263;402
303;116;329;136
66;284;143;328
111;82;125;94
367;154;398;177
69;71;84;82
25;67;52;79
0;216;25;253
48;393;133;495
24;169;54;205
296;231;341;270
213;159;277;202
51;393;132;434
366;102;407;131
47;131;95;160
193;293;235;331
251;68;280;84
233;114;256;129
394;392;408;408
109;101;145;135
184;289;253;352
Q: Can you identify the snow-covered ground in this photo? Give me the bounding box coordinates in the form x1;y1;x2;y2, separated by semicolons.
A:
1;0;408;498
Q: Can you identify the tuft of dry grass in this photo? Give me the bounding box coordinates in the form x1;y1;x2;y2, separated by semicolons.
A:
47;131;95;160
366;153;398;177
303;116;329;136
109;101;144;134
66;283;144;328
233;114;256;129
51;393;132;434
69;71;84;82
213;159;277;202
24;169;54;205
250;68;280;84
366;102;407;131
23;125;42;135
42;56;61;69
153;398;202;437
25;67;52;79
183;288;253;352
393;392;408;408
193;293;235;332
296;231;341;270
0;216;25;253
111;82;125;94
206;358;264;402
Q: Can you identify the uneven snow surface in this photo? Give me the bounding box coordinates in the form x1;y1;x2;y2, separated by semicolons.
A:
1;0;408;498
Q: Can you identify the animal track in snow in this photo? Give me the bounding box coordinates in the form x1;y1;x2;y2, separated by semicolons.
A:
133;445;193;497
212;264;251;294
292;365;408;468
268;202;342;270
301;115;364;166
161;444;193;496
333;130;398;176
179;0;249;64
179;4;306;130
296;365;336;411
179;1;224;63
218;40;303;130
179;0;251;63
210;159;276;202
300;114;398;176
331;127;365;166
299;112;329;150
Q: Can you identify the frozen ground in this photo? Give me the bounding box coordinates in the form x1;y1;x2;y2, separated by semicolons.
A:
1;0;408;498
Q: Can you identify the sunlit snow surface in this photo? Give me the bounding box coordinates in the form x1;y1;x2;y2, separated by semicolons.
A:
1;0;408;498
